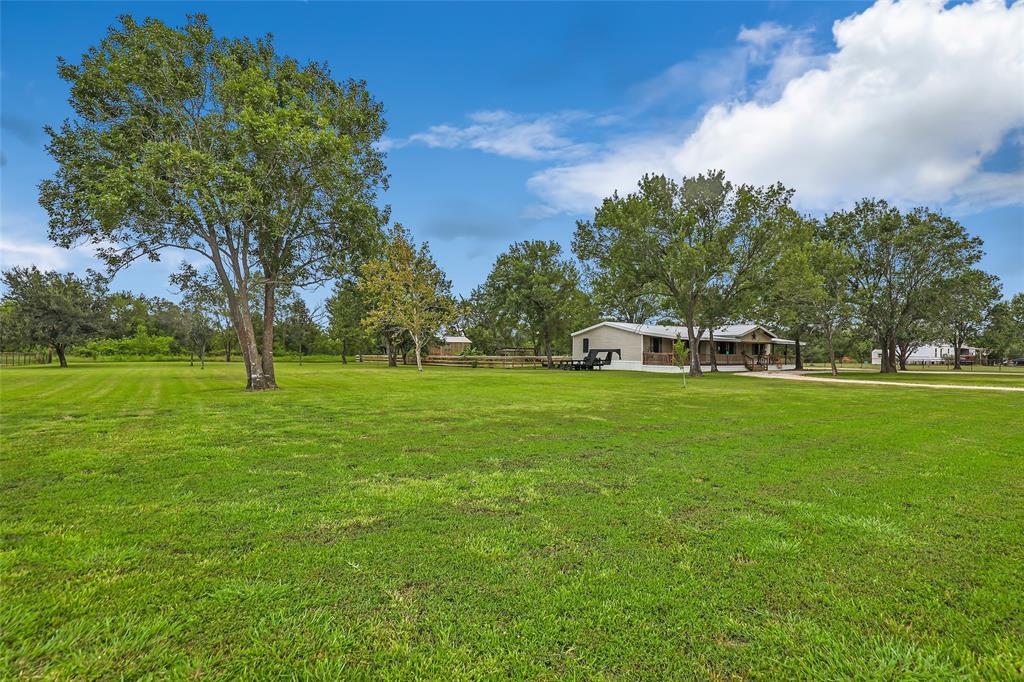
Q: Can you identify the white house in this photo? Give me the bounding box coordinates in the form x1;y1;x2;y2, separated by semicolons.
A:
870;344;985;366
571;322;797;373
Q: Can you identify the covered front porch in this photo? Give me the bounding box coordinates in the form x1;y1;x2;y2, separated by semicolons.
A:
641;335;796;370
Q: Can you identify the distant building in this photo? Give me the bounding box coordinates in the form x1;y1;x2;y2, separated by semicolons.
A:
870;344;985;365
429;335;472;355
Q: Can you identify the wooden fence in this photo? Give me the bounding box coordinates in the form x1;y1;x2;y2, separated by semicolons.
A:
0;352;52;366
358;354;570;369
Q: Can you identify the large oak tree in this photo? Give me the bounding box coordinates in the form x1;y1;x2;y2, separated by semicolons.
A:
40;15;387;390
935;268;1001;369
476;241;587;367
823;200;982;373
1;266;108;367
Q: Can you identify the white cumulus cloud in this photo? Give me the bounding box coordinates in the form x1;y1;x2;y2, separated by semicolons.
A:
529;0;1024;214
0;236;71;270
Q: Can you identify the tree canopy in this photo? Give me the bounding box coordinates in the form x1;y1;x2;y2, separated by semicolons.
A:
359;224;457;372
982;293;1024;364
824;200;983;373
1;266;108;366
474;240;591;366
935;268;1002;369
40;14;387;389
326;281;369;363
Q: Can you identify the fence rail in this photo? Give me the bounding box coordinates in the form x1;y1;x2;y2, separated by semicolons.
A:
358;354;570;369
0;351;52;366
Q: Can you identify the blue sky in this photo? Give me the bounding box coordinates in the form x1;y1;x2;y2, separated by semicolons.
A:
2;0;1022;305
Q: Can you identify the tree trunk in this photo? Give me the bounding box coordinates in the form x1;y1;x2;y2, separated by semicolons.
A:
207;247;270;389
953;338;962;370
826;331;838;376
898;344;909;372
260;282;278;388
708;329;719;372
232;288;274;391
414;335;424;372
200;345;206;370
385;332;397;367
685;313;702;377
794;333;803;370
880;330;898;373
54;345;68;368
190;350;194;367
544;336;553;369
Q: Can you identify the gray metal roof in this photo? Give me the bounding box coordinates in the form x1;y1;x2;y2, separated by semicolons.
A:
571;321;795;344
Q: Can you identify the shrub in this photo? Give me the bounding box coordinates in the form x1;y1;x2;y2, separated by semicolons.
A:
82;325;174;358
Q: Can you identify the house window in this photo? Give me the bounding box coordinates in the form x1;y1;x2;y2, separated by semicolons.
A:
650;337;661;353
716;341;735;355
582;338;590;353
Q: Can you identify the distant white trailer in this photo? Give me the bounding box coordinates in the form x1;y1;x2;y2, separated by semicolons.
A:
870;344;984;365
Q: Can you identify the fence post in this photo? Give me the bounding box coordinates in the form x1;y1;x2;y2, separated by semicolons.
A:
0;351;56;367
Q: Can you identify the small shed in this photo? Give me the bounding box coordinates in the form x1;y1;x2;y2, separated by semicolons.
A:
430;335;472;355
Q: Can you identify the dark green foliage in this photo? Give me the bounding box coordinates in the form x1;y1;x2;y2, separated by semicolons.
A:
326;281;370;362
276;297;321;362
823;200;983;373
0;266;108;366
981;293;1024;363
935;268;1002;369
463;286;533;355
471;241;593;363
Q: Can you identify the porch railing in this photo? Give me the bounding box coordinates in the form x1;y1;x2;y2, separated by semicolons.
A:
642;352;754;366
742;354;789;370
699;353;750;366
642;352;676;366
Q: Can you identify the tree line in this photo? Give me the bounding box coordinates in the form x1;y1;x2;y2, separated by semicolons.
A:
2;16;1022;387
574;172;1022;375
0;266;335;366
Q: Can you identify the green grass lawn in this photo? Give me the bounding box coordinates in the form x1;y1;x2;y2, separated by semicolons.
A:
2;363;1022;679
803;371;1024;387
904;366;1024;373
805;363;1024;374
